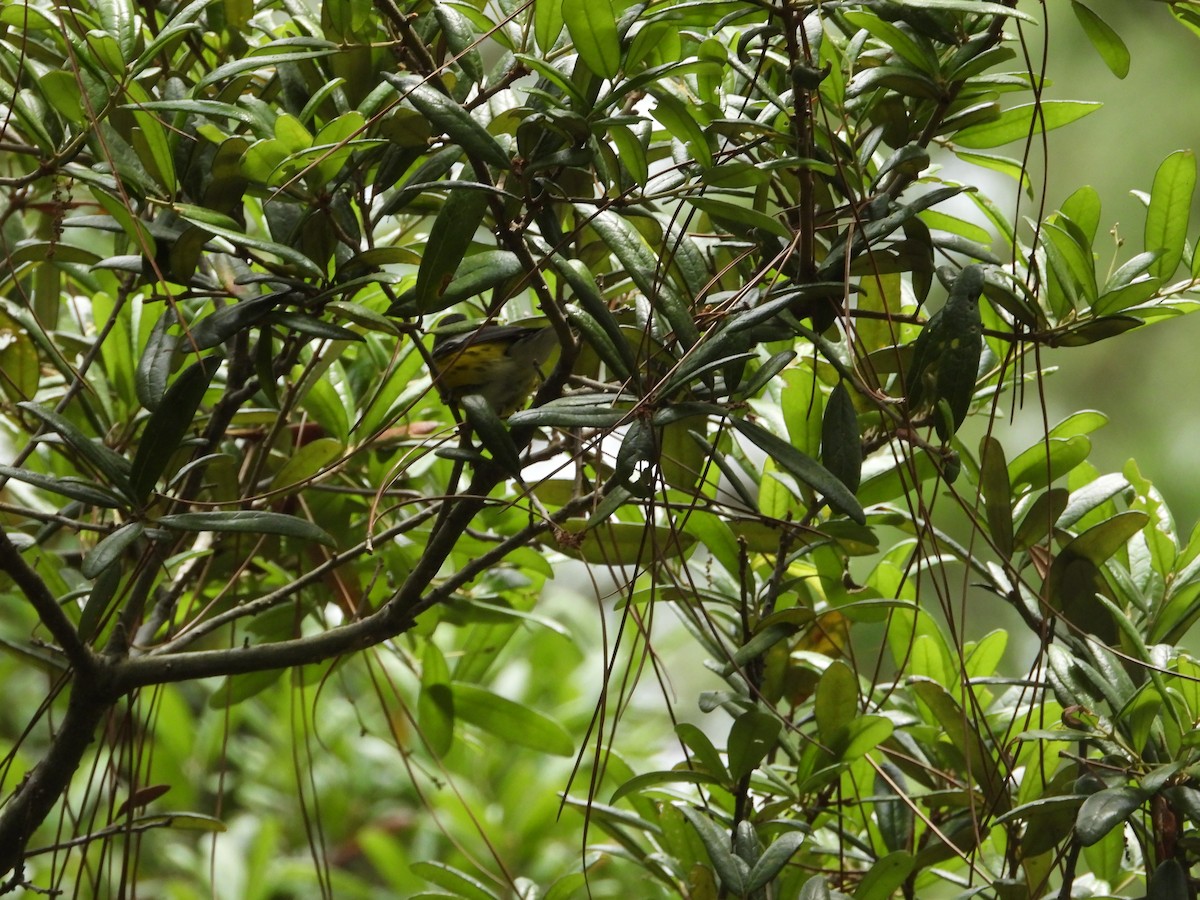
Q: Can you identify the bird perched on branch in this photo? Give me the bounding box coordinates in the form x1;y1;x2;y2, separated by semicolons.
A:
905;265;985;442
430;314;560;417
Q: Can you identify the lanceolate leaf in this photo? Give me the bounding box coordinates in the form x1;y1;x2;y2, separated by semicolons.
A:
1145;150;1196;280
157;511;335;546
1071;2;1131;79
821;381;862;493
730;417;865;524
130;355;223;501
383;73;510;168
413;187;491;313
954;101;1102;149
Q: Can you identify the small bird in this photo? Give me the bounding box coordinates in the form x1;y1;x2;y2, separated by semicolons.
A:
430;314;560;417
905;265;985;441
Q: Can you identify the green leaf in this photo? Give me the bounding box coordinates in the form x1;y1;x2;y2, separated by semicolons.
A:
580;206;697;347
1008;435;1092;493
435;250;525;311
269;437;343;493
0;466;126;509
745;831;807;892
821;381;862;493
1145;150;1196;280
130;356;222;502
410;862;500;900
609;769;727;803
81;522;145;579
157;511;335;547
383;73;510;169
449;682;574;756
19;402;133;495
461;394;522;474
854;851;914;900
954;101;1102;150
136;309;179;411
1060;185;1102;247
414;187;491;312
979;436;1014;556
534;0;565;51
731;418;865;524
651;90;713;169
727;709;781;781
900;0;1037;23
679;805;748;894
1071;2;1130;79
196;42;340;89
172;204;325;278
562;0;621;79
815;660;857;746
1076;786;1146;846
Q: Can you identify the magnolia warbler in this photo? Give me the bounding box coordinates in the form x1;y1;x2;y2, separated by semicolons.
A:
430;314;560;416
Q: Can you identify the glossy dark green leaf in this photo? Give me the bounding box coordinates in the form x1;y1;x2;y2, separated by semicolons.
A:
609;769;726;804
435;250;525;311
1148;859;1189;900
157;511;335;546
508;395;629;428
905;265;984;441
136;309;179;411
799;874;832;900
1071;2;1130;79
77;564;122;642
268;312;363;343
383;73;510;168
903;0;1036;21
745;831;807;892
677;722;731;781
679;805;748;894
1145;150;1196;280
731;418;865;524
197;42;339;90
449;682;573;756
875;765;914;854
174;206;325;277
130;356;222;502
1076;786;1146;846
579;206;697;347
461;394;523;475
433;3;484;84
414;186;490;313
1063;510;1149;565
0;466;125;508
81;522;144;579
652;91;713;169
979;436;1014;556
821;381;862;494
19;402;133;495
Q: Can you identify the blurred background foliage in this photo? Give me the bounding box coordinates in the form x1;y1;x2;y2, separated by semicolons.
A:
1014;2;1200;528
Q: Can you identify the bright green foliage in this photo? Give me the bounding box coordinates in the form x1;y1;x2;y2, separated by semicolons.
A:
2;0;1200;898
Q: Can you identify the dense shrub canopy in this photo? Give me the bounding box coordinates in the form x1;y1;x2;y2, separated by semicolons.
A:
3;0;1200;896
